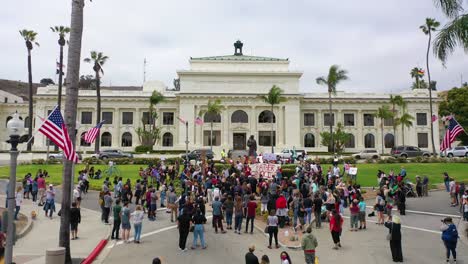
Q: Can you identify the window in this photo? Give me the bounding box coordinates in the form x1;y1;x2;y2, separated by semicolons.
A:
122;112;133;125
259;131;276;146
203;113;221;123
231;110;248;123
417;133;428;148
121;132;132;147
384;134;395;148
258;110;275;123
142;112;151;125
384;117;394;127
363;114;374;126
304;113;315;126
203;130;221;146
24;116;30;128
344;113;354;126
80;132;90;146
4;97;7;103
323;113;335;126
163;112;174;125
81;112;92;124
304;133;315;147
364;134;375;148
101;132;112;146
162;132;173;147
416;113;427;126
345;134;355;148
102;112;113;124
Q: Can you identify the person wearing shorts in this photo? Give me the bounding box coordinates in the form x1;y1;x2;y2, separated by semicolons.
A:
358;197;366;229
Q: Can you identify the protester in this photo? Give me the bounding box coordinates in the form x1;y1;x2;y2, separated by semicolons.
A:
191;208;207;249
234;195;244;234
15;186;23;220
131;205;145;243
245;244;259;264
167;189;178;222
358;197;367;229
44;184;56;219
152;257;161;264
313;193;323;228
103;191;113;224
260;255;270;264
121;202;131;243
177;209;192;251
266;210;279;249
70;202;81;240
111;199;122;240
301;225;318;264
212;196;226;233
73;185;82;208
223;195;234;230
441;217;459;263
245;195;257;234
385;215;403;262
280;251;292;264
349;198;359;231
329;209;343;249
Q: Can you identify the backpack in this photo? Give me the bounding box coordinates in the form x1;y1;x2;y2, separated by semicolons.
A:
379;196;386;206
442;224;458;242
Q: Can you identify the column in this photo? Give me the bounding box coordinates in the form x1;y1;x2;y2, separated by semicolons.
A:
179;102;194;148
113;108;120;148
284;103;300;147
357;110;363;149
134;109;141;147
250;106;257;138
223;107;229;148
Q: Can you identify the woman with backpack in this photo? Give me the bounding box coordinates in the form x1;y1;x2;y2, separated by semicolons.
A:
375;191;386;225
384;215;403;262
441;217;459;263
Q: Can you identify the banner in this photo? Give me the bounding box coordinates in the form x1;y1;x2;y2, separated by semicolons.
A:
249;163;280;179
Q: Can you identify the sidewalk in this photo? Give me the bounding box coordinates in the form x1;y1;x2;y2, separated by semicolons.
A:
0;195;109;264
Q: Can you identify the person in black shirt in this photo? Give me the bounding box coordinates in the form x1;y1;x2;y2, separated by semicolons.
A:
70;202;81;240
313;193;323;228
245;244;259;264
191;208;207;249
177;210;192;251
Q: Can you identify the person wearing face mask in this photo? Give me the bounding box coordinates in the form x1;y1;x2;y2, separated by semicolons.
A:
279;251;292;264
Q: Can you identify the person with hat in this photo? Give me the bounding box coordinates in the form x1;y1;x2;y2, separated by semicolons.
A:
301;225;318;264
384;215;403;262
440;217;459;263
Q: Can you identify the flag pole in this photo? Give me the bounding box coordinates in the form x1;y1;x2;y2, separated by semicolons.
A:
185;121;189;167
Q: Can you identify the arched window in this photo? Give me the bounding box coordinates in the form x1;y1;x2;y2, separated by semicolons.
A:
231;110;248;123
24;116;30;128
80;132;91;146
203;113;221;123
345;134;355;148
364;134;375;148
384;133;395;148
258;110;275;123
121;132;132;147
162;132;173;147
5;116;12;127
304;133;315;148
101;132;112;147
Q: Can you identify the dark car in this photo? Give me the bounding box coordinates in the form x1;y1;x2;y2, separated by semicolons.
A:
95;149;134;160
181;149;214;160
391;146;431;158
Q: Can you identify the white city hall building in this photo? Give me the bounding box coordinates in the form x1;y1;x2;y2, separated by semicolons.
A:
1;41;440;154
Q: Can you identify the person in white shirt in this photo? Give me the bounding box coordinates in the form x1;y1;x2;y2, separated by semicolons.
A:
73;186;82;208
15;186;23;220
213;186;221;200
131;205;145;243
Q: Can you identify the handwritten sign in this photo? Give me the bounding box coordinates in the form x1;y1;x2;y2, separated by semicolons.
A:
348;167;358;175
249;163;280;179
262;153;277;161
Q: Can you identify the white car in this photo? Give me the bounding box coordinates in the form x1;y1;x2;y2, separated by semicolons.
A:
441;146;468;157
352;150;380;159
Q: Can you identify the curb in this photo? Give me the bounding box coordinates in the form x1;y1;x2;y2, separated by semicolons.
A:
80;224;112;264
17;212;33;239
253;223;302;250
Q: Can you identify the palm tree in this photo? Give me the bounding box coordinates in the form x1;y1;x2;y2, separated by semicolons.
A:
433;0;468;63
396;112;414;147
421;18;440;156
410;67;424;89
19;29;39;151
60;0;85;262
316;65;349;152
261;85;287;153
375;105;394;154
198;99;222;151
50;26;70;110
84;51;109;153
389;95;406;145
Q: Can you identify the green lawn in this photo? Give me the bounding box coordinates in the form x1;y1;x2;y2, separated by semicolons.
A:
0;163;466;190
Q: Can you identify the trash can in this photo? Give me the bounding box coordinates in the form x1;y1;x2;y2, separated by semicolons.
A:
46;247;65;264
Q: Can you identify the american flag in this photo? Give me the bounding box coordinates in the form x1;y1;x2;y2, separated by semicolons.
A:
38;107;79;163
195;117;204;126
177;116;186;125
440;116;465;151
84;121;105;143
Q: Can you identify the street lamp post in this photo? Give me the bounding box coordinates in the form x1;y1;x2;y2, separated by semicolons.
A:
5;112;24;264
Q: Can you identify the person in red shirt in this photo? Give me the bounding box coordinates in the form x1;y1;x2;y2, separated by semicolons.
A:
275;194;287;227
329;209;344;249
245;195;257;234
37;175;46;206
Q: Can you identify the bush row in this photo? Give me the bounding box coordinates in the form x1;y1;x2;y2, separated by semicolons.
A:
373;157;468;164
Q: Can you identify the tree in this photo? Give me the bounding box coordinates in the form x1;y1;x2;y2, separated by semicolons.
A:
389;95;406;145
375;105;394;154
136;90;164;147
316;65;349;152
433;0;468;63
319;122;351;153
396;112;414;146
261;85;287;153
410;67;425;89
51;26;70;110
411;79;429;89
421;18;440;156
84;51;109;153
60;0;85;262
439;86;468;145
198;99;223;152
79;74;96;89
40;78;55;85
19;29;39;151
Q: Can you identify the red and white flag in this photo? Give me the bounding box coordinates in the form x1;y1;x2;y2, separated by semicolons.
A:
83;121;105;144
177;116;186;124
440;116;465;151
195;117;204;126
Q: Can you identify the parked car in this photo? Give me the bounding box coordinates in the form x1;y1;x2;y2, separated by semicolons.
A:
352;150;380;159
93;149;134;160
440;146;468;157
390;146;431;158
181;149;214;160
275;149;308;160
48;152;83;160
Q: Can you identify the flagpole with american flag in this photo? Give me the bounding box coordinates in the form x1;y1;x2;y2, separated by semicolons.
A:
178;116;190;165
440;115;466;153
83;120;105;144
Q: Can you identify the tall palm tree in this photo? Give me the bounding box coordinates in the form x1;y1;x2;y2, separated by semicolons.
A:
375;105;394;154
433;0;468;63
199;99;222;151
410;67;424;89
421;18;440;156
316;65;349;152
50;26;70;110
84;51;109;153
60;0;85;262
261;85;287;153
389;95;406;145
396;112;414;147
19;29;39;151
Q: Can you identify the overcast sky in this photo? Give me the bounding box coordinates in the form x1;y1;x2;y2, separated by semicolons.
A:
1;0;467;93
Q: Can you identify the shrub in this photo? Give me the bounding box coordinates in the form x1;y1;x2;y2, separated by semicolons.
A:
134;145;152;153
281;169;295;178
32;159;46;165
